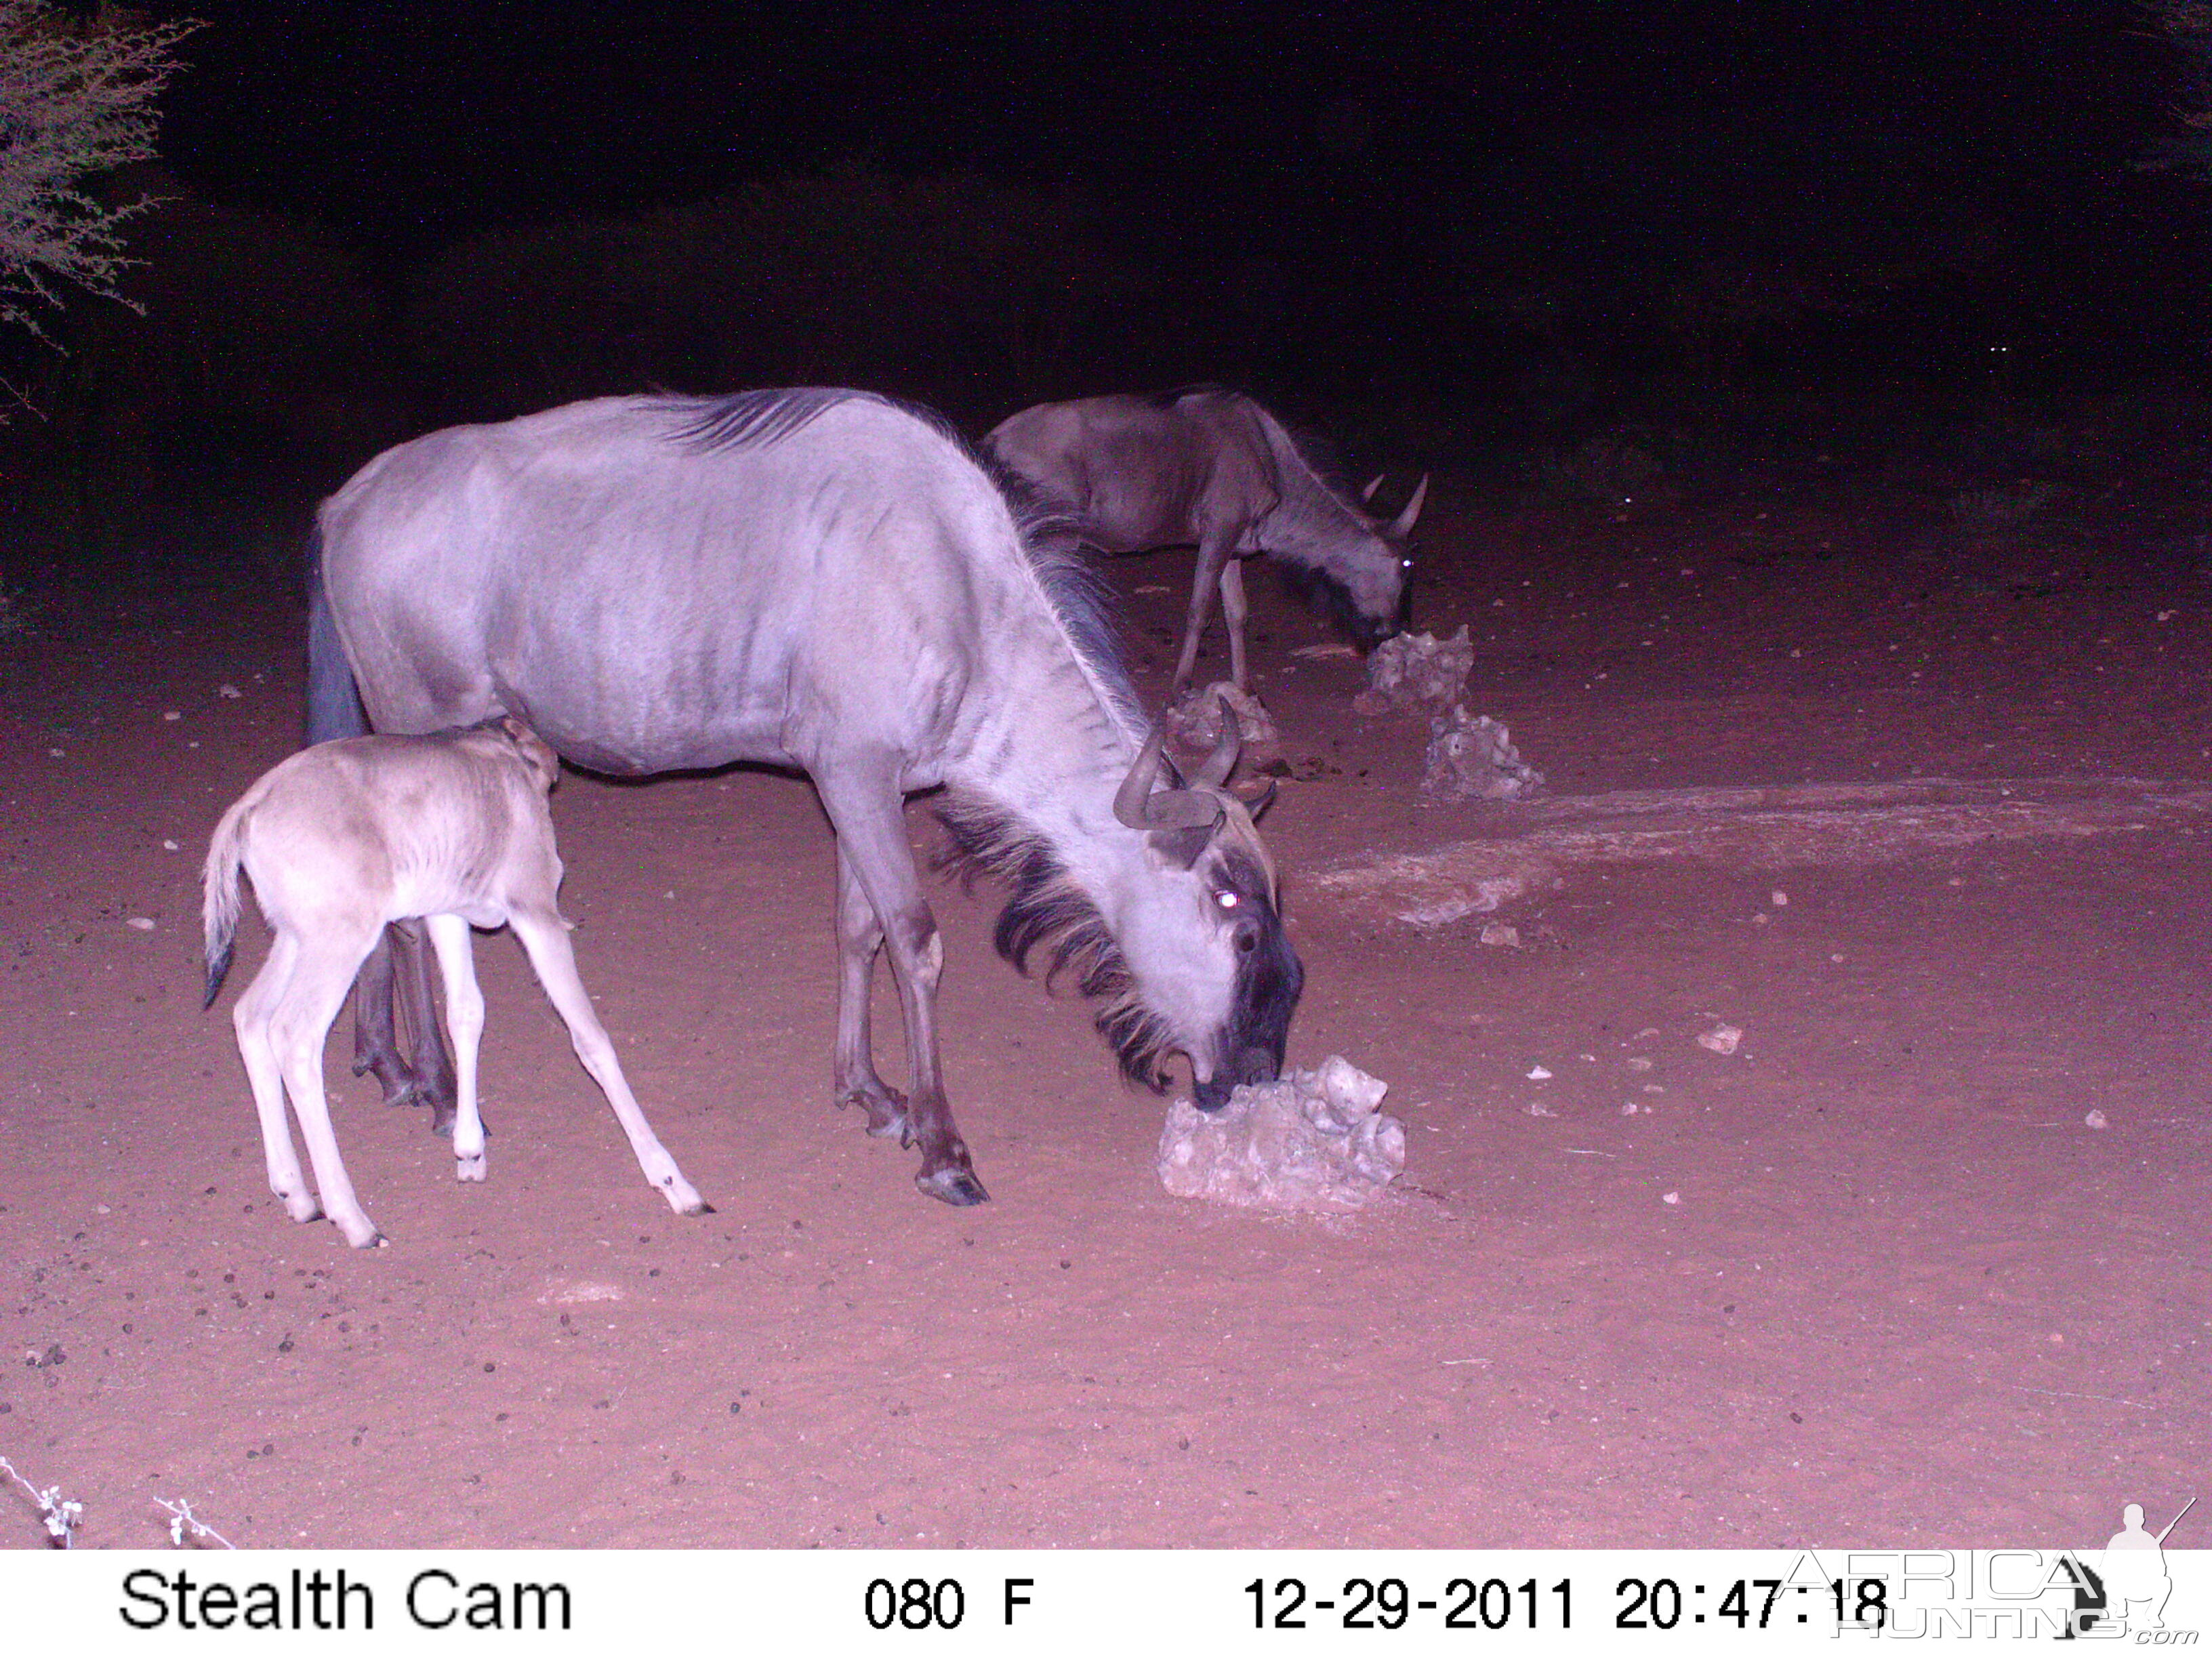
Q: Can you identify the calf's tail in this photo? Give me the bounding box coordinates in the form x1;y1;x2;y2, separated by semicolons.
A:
201;796;251;1009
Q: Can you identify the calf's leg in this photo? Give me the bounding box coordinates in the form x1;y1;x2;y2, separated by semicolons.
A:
423;914;488;1182
232;930;322;1225
506;907;709;1216
272;935;386;1248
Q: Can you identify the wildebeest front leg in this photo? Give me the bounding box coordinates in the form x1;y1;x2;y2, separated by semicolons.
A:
1172;531;1237;695
814;760;987;1206
350;922;460;1137
832;845;909;1140
1218;554;1252;691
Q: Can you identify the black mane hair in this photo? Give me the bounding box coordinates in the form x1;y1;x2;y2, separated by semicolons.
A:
933;800;1178;1092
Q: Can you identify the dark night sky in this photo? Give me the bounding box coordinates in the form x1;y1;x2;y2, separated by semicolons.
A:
148;1;2177;270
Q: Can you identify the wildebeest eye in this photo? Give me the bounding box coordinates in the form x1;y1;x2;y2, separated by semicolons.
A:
1214;890;1240;909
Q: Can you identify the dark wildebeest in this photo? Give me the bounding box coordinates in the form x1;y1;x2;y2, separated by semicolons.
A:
985;388;1427;694
309;389;1303;1206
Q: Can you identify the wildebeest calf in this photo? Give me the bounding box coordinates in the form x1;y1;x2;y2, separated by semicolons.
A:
201;716;708;1248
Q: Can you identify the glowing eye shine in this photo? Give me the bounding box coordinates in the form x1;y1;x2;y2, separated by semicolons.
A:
1214;890;1240;909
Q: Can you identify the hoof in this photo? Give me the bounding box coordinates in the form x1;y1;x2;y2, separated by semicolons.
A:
425;1101;483;1141
340;1223;385;1250
841;1085;909;1141
916;1166;990;1208
283;1195;323;1225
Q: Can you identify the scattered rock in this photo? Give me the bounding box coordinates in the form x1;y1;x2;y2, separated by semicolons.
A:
218;684;242;699
1355;626;1474;715
1696;1023;1743;1055
1158;1056;1404;1212
2084;1109;2108;1130
1164;680;1277;745
126;917;156;932
1479;922;1520;947
1422;710;1547;802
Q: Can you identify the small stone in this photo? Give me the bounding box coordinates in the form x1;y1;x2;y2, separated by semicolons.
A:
1525;1064;1553;1080
1662;1191;1680;1205
1770;889;1789;907
1620;1102;1640;1115
163;710;180;722
2083;1109;2108;1130
218;684;242;699
1479;923;1520;947
1696;1024;1742;1056
162;839;179;851
1525;1102;1556;1118
126;917;156;932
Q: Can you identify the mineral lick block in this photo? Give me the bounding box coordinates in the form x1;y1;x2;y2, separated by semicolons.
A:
1157;1055;1406;1212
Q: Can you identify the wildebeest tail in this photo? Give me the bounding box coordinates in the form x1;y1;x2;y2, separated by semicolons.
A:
201;795;252;1008
306;518;368;746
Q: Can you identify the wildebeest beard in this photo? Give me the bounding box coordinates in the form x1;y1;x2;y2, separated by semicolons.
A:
934;798;1181;1091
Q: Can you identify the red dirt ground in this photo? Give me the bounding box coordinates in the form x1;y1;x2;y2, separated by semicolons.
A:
1;475;2205;1550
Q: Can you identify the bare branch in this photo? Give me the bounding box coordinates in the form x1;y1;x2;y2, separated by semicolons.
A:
0;1;200;338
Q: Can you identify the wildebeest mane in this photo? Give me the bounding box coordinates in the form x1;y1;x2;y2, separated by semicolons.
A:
1149;384;1366;514
934;797;1178;1092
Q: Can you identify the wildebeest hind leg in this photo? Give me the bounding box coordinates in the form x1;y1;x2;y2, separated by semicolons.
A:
814;760;987;1206
832;845;908;1140
350;930;414;1104
350;923;462;1138
1171;532;1235;695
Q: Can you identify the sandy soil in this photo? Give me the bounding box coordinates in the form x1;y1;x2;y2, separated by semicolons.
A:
1;472;2205;1549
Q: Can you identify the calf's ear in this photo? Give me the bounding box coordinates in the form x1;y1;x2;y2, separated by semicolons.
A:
498;716;561;792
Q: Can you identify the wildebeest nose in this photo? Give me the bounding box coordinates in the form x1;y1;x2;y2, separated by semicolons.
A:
1233;1046;1277;1086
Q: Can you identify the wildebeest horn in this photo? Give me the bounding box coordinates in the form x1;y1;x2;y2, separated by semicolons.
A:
1115;724;1226;832
1190;695;1243;790
1389;473;1429;537
1361;473;1386;503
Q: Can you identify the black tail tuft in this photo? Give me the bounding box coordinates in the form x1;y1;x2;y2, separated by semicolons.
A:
203;938;233;1010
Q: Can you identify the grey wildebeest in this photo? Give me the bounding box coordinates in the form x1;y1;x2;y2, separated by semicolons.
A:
202;717;708;1248
984;387;1427;695
309;388;1303;1207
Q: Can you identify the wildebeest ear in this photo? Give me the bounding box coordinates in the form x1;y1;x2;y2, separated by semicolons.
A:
1147;823;1214;870
1231;778;1277;821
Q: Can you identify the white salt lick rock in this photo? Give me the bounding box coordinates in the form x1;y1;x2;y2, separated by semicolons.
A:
1157;1055;1406;1212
